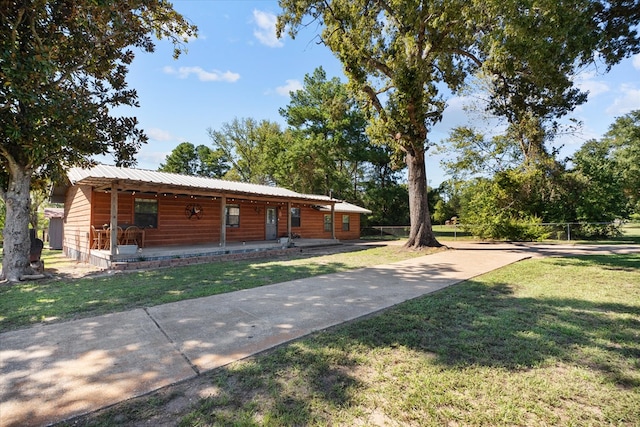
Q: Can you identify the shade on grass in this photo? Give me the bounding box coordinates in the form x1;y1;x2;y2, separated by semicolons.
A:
73;253;640;426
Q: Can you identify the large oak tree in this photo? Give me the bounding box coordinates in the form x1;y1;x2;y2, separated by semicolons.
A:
277;0;640;249
1;1;196;281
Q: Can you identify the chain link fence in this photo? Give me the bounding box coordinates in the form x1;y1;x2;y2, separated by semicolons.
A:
362;222;626;241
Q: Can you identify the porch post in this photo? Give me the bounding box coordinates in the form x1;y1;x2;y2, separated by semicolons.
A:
220;195;226;247
287;201;292;239
331;202;336;240
110;180;118;256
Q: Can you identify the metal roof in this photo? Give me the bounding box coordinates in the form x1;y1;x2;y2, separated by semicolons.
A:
44;207;64;219
318;202;372;214
67;164;340;204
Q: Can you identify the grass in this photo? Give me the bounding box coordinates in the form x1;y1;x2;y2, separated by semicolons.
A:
622;223;640;238
365;223;640;243
64;253;640;427
0;245;431;333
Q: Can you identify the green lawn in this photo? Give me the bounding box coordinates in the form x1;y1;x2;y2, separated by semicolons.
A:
0;245;431;333
623;223;640;238
65;253;640;427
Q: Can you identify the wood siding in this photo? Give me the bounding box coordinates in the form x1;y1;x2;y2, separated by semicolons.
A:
63;185;92;261
288;205;362;240
90;192;221;247
335;213;362;240
63;187;366;259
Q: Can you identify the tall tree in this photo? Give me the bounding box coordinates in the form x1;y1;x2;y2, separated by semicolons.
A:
278;0;640;249
207;118;282;185
279;67;370;200
278;0;482;248
0;1;196;281
603;110;640;213
570;138;628;222
159;142;229;178
477;1;640;167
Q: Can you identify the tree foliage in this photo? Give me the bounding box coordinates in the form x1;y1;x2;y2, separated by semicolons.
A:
0;0;196;281
277;0;639;247
459;172;550;241
159;142;229;178
476;0;640;166
570;139;627;222
205;68;402;216
207;118;282;185
603;110;640;213
439;127;524;180
278;67;371;200
278;0;485;248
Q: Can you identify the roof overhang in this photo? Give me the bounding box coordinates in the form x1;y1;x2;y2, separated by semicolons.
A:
64;164;340;205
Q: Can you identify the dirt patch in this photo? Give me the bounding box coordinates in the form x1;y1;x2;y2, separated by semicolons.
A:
45;261;105;279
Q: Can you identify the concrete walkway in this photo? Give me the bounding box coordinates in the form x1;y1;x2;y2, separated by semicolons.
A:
1;242;638;426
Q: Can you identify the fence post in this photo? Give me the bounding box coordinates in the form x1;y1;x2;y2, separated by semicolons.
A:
566;223;571;241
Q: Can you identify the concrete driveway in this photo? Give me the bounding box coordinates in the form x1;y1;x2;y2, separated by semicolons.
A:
1;242;638;426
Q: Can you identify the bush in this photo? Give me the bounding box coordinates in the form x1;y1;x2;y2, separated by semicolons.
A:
463;215;549;241
572;222;622;239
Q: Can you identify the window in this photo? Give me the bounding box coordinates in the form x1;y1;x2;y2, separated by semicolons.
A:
342;215;350;231
291;207;301;227
323;214;332;232
226;204;240;227
134;198;158;228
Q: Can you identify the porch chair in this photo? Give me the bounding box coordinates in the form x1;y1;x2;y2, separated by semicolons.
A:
123;225;140;246
90;225;100;249
103;226;123;250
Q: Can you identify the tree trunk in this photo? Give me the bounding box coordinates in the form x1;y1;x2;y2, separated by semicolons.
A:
404;147;441;249
1;165;32;282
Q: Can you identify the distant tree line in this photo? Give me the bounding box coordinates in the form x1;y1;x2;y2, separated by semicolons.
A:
432;110;640;240
160;65;640;240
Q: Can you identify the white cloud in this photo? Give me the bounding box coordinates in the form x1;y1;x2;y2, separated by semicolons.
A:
146;128;174;142
275;79;303;96
163;66;240;82
605;85;640;116
252;10;283;48
632;53;640;70
574;71;610;98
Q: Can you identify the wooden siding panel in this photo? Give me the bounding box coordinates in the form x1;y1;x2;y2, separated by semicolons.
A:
63;185;92;260
335;213;361;240
91;191;134;227
293;205;334;239
225;201;284;242
89;192;221;247
65;186;365;259
153;196;220;246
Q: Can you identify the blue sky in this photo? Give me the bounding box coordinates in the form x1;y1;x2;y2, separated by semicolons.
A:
117;1;640;187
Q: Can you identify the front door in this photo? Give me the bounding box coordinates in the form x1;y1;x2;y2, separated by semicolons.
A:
266;207;277;240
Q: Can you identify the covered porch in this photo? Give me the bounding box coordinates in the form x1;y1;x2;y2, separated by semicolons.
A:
56;165;370;269
87;238;342;270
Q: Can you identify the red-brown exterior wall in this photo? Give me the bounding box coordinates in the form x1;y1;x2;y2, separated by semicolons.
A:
63;188;366;259
62;185;93;261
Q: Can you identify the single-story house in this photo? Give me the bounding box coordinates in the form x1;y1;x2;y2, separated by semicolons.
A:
52;164;371;268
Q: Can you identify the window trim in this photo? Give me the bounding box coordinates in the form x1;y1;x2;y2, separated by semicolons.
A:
226;204;240;228
291;207;301;228
323;214;332;232
134;198;158;229
342;214;350;231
